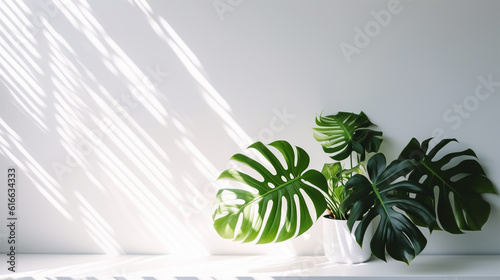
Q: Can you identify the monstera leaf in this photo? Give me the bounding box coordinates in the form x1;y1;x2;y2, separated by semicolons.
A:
341;153;436;264
213;141;328;244
399;138;497;234
313;111;383;161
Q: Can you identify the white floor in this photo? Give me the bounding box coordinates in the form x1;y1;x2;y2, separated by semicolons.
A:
1;254;500;279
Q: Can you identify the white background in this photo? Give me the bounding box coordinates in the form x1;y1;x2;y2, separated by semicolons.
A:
0;0;499;256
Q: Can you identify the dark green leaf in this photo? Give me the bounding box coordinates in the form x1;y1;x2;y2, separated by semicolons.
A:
341;153;435;264
399;138;497;233
313;111;383;161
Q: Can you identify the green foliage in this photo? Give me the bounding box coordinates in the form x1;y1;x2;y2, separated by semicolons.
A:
212;110;497;265
399;138;498;233
313;111;383;161
213;141;328;244
314;111;381;220
321;162;363;220
341;153;436;264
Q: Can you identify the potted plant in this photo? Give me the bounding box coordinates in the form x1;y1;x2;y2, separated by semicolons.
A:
212;111;497;264
313;112;382;263
321;161;373;264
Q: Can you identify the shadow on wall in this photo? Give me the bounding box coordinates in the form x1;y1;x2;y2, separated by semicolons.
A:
0;0;269;255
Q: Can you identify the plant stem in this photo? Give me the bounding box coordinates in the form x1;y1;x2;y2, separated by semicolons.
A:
350;153;353;170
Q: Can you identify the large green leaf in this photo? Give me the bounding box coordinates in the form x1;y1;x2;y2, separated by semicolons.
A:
213;141;328;244
341;153;436;264
399;138;497;233
313;111;383;161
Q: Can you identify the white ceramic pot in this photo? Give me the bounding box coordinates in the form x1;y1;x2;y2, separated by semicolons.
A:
323;216;372;264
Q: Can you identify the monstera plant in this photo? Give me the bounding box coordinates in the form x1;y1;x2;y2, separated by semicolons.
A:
212;111;497;264
313;112;382;220
342;137;497;263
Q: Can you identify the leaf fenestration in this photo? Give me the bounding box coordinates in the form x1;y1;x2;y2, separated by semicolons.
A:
213;141;328;244
341;153;435;264
399;138;497;233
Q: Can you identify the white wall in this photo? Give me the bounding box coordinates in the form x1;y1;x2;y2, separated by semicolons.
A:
0;0;499;256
